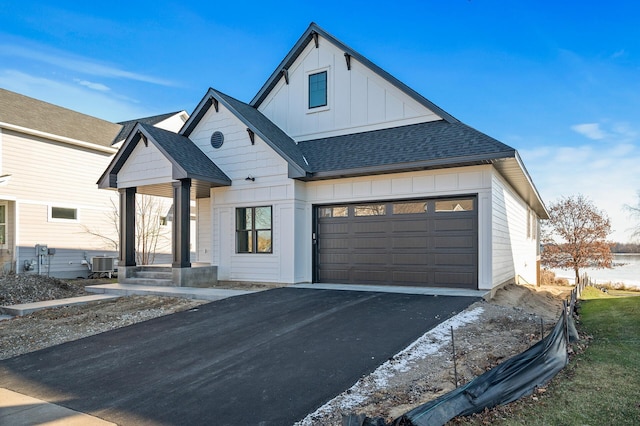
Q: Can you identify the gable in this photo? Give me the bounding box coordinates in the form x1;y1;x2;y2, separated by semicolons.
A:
253;24;455;141
187;99;291;182
117;138;173;188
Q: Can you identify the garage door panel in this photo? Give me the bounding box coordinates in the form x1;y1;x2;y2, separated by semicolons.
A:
392;253;430;265
432;217;475;232
319;253;349;264
434;253;476;266
392;236;428;249
319;222;349;234
392;220;429;232
353;221;389;234
433;235;475;249
351;253;388;265
352;269;389;283
316;197;477;289
318;269;350;282
392;270;431;284
434;271;475;287
352;237;388;249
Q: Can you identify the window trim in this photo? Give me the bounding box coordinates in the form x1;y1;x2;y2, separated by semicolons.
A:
48;205;79;223
305;67;331;113
235;206;273;254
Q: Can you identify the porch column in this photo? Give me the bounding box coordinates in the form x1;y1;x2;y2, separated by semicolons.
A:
172;179;191;268
119;187;136;266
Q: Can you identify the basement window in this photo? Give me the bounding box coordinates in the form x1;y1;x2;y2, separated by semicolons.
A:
49;206;78;222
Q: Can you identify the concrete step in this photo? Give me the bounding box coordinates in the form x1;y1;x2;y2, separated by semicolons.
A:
136;266;171;273
133;271;172;280
119;278;174;286
0;294;121;316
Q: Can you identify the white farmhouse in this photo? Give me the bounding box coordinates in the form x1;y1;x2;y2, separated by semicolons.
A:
100;23;548;292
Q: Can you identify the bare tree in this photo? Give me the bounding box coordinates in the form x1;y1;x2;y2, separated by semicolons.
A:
541;194;613;284
624;191;640;241
84;194;170;265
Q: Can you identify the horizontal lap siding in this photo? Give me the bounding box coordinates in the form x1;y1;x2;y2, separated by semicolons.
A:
492;172;538;286
1;129;122;277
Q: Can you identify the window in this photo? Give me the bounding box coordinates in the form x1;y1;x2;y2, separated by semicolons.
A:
354;204;386;216
319;206;348;218
308;71;327;109
434;199;474;212
393;202;427;215
0;205;5;245
50;206;78;221
236;206;272;253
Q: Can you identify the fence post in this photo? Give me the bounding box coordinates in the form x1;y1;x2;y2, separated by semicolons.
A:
451;326;458;388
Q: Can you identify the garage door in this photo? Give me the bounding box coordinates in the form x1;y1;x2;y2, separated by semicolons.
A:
315;197;477;289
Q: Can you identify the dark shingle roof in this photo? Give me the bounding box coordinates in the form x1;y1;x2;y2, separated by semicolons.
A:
212;90;311;175
297;121;516;178
0;88;121;147
114;111;184;144
138;123;230;184
182;88;311;177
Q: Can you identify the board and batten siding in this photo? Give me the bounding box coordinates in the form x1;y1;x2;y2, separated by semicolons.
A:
0;128;121;277
192;101;297;282
116;140;173;189
258;35;441;142
491;172;539;286
196;198;212;263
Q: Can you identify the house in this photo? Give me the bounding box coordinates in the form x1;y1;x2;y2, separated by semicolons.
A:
0;88;186;278
99;23;548;291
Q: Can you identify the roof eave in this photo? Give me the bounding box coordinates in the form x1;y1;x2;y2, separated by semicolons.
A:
300;151;516;181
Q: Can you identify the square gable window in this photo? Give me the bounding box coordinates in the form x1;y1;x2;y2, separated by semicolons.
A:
308;71;327;109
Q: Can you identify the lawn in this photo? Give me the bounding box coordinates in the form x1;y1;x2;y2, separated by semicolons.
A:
453;288;640;425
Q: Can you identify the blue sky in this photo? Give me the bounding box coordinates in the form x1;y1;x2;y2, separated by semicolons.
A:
1;1;639;242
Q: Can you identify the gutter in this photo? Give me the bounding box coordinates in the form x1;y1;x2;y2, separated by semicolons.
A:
0;122;118;155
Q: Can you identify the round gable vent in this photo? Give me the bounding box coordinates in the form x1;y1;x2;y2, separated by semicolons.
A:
210;131;224;149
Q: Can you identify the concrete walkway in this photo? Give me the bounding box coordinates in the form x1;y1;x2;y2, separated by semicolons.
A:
85;283;255;301
0;285;256;319
0;388;115;426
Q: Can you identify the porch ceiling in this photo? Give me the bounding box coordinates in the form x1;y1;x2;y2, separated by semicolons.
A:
136;180;215;199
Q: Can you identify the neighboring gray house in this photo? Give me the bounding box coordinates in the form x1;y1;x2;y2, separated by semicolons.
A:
100;23;548;291
0;88;186;278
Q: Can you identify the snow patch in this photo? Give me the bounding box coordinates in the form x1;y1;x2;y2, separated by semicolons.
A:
295;306;484;425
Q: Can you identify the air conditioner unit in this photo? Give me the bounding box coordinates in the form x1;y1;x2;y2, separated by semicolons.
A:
92;256;115;273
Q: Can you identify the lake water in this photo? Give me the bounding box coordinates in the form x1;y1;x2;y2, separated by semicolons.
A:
550;253;640;288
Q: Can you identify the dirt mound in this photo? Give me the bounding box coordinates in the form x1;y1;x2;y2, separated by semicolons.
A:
489;284;570;321
0;274;87;306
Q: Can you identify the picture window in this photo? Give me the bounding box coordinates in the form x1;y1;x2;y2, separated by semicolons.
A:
236;206;272;253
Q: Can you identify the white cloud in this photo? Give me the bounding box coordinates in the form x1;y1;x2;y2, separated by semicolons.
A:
521;128;640;243
0;44;175;87
74;79;110;92
0;70;153;122
571;123;607;140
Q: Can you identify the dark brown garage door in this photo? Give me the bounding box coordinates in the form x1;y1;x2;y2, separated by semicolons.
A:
315;197;477;289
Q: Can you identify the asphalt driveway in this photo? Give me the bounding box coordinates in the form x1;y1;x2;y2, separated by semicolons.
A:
0;288;478;425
